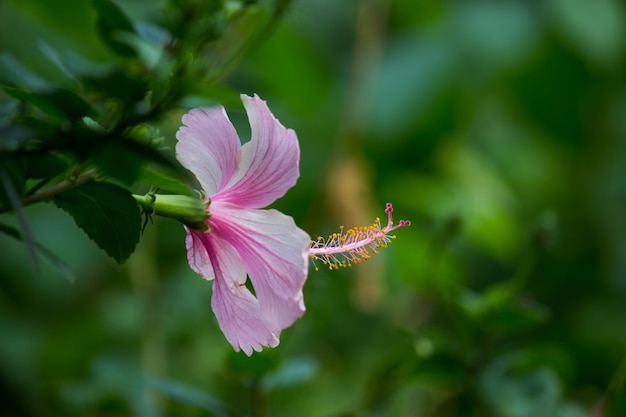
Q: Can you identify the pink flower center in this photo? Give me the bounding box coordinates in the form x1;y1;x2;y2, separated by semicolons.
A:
309;203;410;270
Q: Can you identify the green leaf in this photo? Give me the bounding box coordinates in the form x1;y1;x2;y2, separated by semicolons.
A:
227;349;278;377
148;378;231;417
114;31;163;69
19;151;71;179
92;0;138;58
179;82;241;109
0;125;36;152
89;141;144;185
4;87;95;121
363;344;420;410
0;162;37;270
480;352;563;417
411;353;467;390
0;223;75;282
88;138;178;186
0;116;59;152
84;69;148;103
0;155;25;203
138;166;193;195
261;357;317;391
53;182;141;264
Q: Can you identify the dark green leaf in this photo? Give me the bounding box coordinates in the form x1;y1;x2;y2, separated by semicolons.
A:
53;182;141;263
19;151;71;179
0;125;34;152
363;344;420;410
227;349;278;377
0;117;59;152
607;392;626;417
84;69;148;103
0;222;75;282
0;162;37;271
92;0;138;58
88;139;178;185
4;87;95;121
0;155;26;202
411;353;467;390
482;298;549;336
507;42;594;147
89;141;144;185
179;82;241;109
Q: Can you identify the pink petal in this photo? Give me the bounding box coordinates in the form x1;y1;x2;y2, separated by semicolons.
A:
213;278;278;356
215;94;300;208
185;228;214;280
253;287;306;335
203;229;280;355
210;201;309;332
176;107;240;196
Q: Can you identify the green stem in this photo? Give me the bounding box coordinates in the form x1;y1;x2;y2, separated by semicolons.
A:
0;169;97;214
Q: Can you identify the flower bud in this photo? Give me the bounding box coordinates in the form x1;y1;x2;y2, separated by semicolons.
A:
134;193;210;231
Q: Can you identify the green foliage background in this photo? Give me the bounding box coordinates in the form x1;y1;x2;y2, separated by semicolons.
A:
1;0;626;416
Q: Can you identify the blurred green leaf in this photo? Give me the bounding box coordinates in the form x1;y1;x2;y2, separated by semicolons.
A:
0;155;25;204
84;69;148;104
550;0;625;67
507;42;593;146
89;141;145;186
227;350;279;377
480;351;565;417
460;287;548;336
0;222;74;282
0;125;35;152
53;182;141;263
0;114;60;152
138;166;193;195
261;357;317;391
607;390;626;417
368;35;458;138
412;353;467;390
114;32;163;69
19;151;70;180
148;378;231;417
4;86;95;121
486;300;549;336
0;53;56;91
0;161;36;267
179;81;241;109
363;344;420;410
92;0;138;58
88;138;177;186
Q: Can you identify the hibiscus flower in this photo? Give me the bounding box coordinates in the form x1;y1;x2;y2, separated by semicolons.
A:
176;94;309;356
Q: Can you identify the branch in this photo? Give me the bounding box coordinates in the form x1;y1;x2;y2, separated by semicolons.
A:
0;169;98;214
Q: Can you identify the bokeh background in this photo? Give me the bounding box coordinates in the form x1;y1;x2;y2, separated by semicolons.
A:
1;0;626;416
